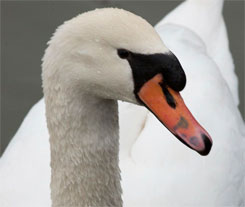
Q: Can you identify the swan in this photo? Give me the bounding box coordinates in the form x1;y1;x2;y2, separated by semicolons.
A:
1;8;213;207
1;3;244;207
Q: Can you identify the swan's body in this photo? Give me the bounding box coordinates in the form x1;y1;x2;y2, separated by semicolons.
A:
0;100;51;207
1;1;244;207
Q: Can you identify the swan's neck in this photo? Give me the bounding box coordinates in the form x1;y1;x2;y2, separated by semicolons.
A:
45;89;122;207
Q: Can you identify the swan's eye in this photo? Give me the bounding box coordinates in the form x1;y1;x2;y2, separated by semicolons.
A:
117;49;130;59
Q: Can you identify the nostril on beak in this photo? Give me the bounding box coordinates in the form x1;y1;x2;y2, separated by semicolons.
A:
199;134;212;156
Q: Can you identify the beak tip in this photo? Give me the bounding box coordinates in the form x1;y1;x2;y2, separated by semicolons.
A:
198;134;212;156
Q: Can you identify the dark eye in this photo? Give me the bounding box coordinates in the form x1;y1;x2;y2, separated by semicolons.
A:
117;49;130;59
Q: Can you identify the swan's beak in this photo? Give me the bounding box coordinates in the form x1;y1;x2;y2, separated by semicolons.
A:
138;73;212;155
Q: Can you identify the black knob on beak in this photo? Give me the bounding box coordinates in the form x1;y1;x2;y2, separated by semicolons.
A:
162;53;186;92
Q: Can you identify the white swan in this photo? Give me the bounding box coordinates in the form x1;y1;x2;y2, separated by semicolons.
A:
0;3;244;207
1;8;213;206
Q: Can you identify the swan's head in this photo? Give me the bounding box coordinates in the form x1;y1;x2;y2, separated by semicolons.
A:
42;8;212;155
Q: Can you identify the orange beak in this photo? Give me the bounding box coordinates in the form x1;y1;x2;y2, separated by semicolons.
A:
138;74;212;155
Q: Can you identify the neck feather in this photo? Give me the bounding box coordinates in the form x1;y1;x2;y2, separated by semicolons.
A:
45;87;122;207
